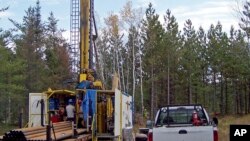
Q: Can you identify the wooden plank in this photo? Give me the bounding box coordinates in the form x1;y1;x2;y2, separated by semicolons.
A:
26;127;72;139
23;129;47;136
27;128;88;140
28;129;73;140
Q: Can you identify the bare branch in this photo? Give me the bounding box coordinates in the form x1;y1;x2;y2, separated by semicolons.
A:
0;6;9;12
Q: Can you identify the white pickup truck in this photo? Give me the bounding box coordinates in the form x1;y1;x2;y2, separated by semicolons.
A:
147;104;218;141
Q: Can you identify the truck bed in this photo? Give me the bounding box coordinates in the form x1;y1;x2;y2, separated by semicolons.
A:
153;126;213;141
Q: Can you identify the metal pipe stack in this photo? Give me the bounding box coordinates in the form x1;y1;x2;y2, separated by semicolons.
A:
2;121;88;141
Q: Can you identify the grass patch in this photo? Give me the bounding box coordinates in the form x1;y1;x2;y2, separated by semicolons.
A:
0;124;18;135
218;114;250;141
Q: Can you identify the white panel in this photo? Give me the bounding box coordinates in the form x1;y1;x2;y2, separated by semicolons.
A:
29;93;47;127
122;94;133;128
114;89;121;136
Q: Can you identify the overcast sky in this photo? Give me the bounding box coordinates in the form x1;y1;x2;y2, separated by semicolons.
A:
0;0;243;40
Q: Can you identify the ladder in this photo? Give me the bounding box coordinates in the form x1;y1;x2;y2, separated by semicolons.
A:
70;0;80;74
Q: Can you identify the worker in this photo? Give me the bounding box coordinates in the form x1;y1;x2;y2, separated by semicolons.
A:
212;112;219;126
77;100;84;128
66;99;75;121
143;108;148;119
58;103;66;121
191;110;201;126
50;111;59;123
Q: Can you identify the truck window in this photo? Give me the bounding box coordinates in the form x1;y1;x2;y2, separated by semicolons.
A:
156;106;207;126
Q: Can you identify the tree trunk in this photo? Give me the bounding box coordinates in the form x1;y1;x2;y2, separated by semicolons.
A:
7;72;11;124
170;77;175;104
132;33;135;110
139;52;144;115
165;78;168;105
202;69;206;107
99;51;106;88
195;86;198;104
239;82;244;114
220;72;224;115
119;50;126;92
225;78;228;114
167;54;170;105
8;96;11;124
161;79;164;107
113;49;116;76
150;66;154;121
248;79;250;113
155;81;158;114
115;42;122;90
213;71;216;112
245;81;248;114
189;75;192;104
126;60;129;93
235;80;239;114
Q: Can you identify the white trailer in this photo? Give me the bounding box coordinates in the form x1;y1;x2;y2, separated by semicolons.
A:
28;93;47;127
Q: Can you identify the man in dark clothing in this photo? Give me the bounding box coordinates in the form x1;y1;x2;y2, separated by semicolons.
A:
212;112;219;126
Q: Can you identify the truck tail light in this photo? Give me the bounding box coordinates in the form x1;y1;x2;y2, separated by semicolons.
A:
213;130;218;141
148;132;153;141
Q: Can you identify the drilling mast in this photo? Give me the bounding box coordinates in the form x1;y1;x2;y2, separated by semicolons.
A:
71;0;101;87
70;0;80;74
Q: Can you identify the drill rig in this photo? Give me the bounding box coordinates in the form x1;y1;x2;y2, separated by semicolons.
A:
73;0;133;140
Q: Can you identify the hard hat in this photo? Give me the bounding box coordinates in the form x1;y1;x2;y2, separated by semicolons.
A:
68;99;73;103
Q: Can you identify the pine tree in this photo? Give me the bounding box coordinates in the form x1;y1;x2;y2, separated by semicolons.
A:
10;0;46;93
162;9;181;105
141;3;164;120
197;26;209;107
9;0;48;122
0;6;26;124
0;33;26;124
181;19;200;104
207;22;229;113
96;29;112;89
44;12;71;89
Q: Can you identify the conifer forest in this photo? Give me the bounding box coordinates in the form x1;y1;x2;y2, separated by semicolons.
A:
1;0;250;126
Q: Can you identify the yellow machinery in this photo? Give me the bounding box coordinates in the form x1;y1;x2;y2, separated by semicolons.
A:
74;0;130;141
78;0;102;88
